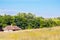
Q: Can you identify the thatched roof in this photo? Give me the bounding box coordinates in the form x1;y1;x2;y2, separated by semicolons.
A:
3;25;21;31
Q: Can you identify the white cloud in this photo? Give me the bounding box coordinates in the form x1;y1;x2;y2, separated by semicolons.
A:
0;9;17;15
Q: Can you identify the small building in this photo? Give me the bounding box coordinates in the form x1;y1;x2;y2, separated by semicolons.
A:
3;25;21;31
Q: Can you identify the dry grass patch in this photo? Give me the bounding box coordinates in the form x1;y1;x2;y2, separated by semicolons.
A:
0;26;60;40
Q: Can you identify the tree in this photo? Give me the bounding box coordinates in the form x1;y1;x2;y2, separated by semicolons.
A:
2;14;13;25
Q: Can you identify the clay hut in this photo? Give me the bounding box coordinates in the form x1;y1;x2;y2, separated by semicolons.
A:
3;25;21;31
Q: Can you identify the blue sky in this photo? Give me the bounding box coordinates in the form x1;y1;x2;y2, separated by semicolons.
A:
0;0;60;18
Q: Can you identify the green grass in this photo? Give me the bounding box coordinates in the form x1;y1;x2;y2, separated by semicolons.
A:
0;26;60;40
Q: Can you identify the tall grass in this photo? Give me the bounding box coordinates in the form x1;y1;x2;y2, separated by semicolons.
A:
0;26;60;40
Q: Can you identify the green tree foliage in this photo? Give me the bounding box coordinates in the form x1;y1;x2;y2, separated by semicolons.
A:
0;13;60;29
2;14;12;25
